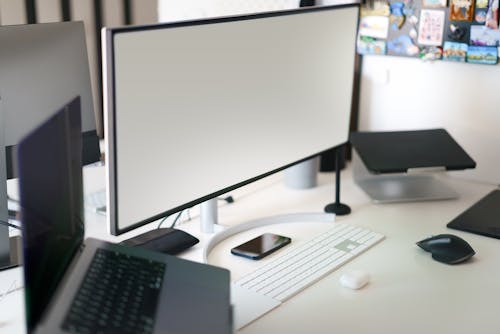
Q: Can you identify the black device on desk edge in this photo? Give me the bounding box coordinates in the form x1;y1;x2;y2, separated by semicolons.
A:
120;227;199;255
447;189;500;239
231;233;291;260
417;234;475;265
18;97;231;334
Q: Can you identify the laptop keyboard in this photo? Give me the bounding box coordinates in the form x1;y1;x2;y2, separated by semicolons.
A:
62;248;166;334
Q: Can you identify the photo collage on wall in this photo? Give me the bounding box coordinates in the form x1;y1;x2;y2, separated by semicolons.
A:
357;0;500;64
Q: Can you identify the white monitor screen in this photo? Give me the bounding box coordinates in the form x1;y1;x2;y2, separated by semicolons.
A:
104;5;360;234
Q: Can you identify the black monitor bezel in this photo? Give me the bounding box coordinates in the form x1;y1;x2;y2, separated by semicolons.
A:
105;4;360;235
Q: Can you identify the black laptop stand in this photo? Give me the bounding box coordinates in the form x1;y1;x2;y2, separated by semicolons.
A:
350;129;476;203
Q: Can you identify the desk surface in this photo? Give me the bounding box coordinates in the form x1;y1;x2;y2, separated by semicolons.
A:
1;164;499;334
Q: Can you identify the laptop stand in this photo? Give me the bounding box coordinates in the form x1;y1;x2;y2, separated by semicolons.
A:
350;129;476;203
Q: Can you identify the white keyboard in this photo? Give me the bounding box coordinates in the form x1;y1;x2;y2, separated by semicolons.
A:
232;223;384;328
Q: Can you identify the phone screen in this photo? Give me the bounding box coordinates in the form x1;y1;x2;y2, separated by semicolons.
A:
231;233;291;260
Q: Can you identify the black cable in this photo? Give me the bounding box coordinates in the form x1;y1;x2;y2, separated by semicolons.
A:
0;219;21;230
0;280;23;302
157;196;231;230
157;215;169;229
157;210;183;229
169;211;183;228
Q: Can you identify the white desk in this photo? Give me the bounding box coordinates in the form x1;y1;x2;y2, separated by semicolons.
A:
1;164;499;334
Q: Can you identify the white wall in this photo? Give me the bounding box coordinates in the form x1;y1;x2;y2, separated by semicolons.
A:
318;0;359;4
158;0;300;22
359;55;500;185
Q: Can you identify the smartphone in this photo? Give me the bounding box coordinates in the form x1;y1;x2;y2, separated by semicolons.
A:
231;233;291;260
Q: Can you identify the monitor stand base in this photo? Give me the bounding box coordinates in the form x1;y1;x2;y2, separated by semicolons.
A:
324;202;351;215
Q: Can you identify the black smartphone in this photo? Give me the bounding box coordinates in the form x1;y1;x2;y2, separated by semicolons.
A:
230;233;291;260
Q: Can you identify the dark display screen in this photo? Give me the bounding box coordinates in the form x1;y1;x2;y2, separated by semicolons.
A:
18;97;84;331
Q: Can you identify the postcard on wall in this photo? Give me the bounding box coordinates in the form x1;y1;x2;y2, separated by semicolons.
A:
470;25;500;46
466;45;498;64
475;9;488;23
387;35;420;56
359;16;390;39
357;36;387;55
485;0;499;29
446;23;470;43
449;0;474;21
419;46;443;60
474;0;489;23
442;41;468;61
418;9;445;46
423;0;448;8
360;2;390;17
476;0;489;8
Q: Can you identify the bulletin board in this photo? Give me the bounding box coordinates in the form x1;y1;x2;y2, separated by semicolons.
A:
357;0;500;64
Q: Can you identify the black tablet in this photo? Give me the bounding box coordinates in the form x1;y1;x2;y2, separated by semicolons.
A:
447;189;500;239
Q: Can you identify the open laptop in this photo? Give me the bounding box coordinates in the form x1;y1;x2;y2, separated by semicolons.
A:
17;96;232;334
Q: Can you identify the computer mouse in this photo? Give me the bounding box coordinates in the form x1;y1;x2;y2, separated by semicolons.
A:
416;234;475;265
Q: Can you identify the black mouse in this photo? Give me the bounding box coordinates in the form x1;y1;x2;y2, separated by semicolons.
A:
416;234;475;265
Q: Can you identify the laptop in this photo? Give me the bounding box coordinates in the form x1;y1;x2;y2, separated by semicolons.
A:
17;96;232;334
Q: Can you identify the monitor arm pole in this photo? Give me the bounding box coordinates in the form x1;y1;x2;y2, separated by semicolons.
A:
200;198;218;233
324;145;351;216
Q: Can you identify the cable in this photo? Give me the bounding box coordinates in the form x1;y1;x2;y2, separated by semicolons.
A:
0;280;23;303
157;196;233;230
169;211;183;228
0;219;21;230
157;215;169;229
157;210;183;229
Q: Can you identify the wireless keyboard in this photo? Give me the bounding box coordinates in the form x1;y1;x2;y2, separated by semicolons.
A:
232;223;384;328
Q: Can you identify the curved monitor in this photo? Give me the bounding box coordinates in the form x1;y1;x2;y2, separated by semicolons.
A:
103;5;360;235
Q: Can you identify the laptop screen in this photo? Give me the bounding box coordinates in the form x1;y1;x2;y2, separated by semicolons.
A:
18;97;85;331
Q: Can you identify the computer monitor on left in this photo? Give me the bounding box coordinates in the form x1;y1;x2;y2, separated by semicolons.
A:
0;21;101;270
